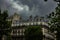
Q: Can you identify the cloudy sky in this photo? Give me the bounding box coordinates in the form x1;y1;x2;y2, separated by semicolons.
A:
0;0;57;18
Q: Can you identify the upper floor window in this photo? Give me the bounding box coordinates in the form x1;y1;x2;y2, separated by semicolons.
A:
13;20;20;24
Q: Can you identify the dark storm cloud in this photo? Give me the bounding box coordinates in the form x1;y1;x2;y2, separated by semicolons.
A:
18;0;57;16
0;0;57;18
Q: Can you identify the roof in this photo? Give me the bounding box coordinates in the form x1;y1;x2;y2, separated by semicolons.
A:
7;13;20;19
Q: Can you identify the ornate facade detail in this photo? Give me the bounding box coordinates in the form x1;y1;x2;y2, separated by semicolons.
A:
8;13;55;40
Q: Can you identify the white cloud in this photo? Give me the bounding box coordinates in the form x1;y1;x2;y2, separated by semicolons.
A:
6;0;29;11
12;2;24;11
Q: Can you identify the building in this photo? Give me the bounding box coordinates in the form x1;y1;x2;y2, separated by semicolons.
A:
7;13;55;40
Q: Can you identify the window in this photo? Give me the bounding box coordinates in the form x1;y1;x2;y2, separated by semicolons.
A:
17;29;25;35
13;20;20;24
13;30;17;35
12;29;25;36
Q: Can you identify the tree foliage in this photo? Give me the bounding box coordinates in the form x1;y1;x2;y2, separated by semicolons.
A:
25;25;43;40
47;2;60;40
44;0;60;40
0;10;11;40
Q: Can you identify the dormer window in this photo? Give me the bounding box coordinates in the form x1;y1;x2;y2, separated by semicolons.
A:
13;20;20;24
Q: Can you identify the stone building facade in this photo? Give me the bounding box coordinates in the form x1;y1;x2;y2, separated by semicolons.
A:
7;13;55;40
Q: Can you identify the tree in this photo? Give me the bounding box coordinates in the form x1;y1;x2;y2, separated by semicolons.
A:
25;25;43;40
47;1;60;40
44;0;60;40
0;10;11;40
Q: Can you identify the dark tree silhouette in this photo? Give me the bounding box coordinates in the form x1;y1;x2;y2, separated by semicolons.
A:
0;10;11;40
25;25;43;40
46;0;60;40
